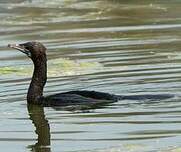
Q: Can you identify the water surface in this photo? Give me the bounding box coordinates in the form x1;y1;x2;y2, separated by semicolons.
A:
1;0;181;151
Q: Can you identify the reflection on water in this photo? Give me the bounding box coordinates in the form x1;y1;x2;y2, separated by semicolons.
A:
27;104;51;152
1;0;181;152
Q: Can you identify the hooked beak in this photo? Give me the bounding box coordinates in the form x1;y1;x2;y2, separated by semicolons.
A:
8;43;31;57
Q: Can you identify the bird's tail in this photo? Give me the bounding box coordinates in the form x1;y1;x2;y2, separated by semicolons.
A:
116;94;174;100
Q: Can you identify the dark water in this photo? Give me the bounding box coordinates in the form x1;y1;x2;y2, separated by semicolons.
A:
1;0;181;151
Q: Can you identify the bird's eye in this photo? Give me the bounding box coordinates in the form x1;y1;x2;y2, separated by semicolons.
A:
24;46;30;50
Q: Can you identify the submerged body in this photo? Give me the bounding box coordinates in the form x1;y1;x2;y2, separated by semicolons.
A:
8;42;174;107
42;90;118;106
42;90;173;106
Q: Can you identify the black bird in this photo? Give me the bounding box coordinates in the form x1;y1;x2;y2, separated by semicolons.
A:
8;42;174;106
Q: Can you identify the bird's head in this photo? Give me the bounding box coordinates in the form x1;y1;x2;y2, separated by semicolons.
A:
8;41;46;61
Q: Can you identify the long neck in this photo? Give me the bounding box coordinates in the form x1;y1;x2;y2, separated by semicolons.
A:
27;55;47;104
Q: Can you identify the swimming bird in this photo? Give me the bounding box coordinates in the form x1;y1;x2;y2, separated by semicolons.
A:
8;42;174;106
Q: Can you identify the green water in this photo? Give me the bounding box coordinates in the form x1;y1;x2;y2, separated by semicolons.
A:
1;0;181;151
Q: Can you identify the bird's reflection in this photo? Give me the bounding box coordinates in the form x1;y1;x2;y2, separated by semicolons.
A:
27;104;51;152
27;102;109;152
